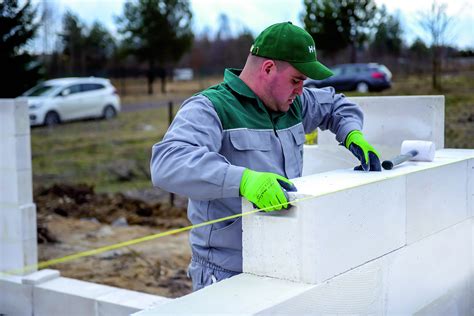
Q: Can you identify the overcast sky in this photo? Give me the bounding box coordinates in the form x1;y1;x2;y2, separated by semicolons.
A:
33;0;473;49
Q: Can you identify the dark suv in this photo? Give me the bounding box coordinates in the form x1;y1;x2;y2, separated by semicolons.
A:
304;63;392;93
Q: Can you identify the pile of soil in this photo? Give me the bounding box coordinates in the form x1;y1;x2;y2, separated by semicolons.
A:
35;183;193;298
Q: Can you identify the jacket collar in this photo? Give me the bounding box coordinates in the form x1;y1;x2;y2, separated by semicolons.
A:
224;68;257;99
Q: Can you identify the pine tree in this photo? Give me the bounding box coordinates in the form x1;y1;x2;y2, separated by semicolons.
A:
302;0;378;63
116;0;194;94
0;0;42;97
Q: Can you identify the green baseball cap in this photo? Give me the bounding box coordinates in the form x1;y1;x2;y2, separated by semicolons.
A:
250;22;333;80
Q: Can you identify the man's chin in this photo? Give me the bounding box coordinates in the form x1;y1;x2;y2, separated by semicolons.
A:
277;103;291;112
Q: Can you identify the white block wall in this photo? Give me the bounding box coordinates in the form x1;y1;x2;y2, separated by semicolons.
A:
0;269;170;316
0;99;37;274
243;176;406;284
259;220;472;315
244;150;473;285
133;273;313;315
135;218;472;315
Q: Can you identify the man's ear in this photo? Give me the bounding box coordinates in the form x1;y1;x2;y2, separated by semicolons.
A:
261;59;276;75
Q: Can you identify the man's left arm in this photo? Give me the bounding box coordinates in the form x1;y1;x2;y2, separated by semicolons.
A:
300;87;381;171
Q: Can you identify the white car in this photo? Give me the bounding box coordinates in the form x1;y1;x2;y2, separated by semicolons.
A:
20;77;121;126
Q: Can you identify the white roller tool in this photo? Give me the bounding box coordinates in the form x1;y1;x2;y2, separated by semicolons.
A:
382;140;436;170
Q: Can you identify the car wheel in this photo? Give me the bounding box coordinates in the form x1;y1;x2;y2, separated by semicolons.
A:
356;82;369;93
44;111;60;127
103;105;117;120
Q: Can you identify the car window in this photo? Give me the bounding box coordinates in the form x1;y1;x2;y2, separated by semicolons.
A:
23;84;59;97
336;66;349;75
70;84;82;94
57;84;81;96
331;67;342;76
345;65;360;74
81;83;105;92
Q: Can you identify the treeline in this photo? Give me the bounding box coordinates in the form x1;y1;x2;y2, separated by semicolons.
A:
1;0;473;97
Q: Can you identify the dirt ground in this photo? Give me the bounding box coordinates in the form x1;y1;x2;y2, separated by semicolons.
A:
35;184;193;298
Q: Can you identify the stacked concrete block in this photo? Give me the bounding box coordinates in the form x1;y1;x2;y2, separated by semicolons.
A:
244;150;473;284
468;156;474;217
0;274;34;316
258;220;472;315
135;214;472;315
243;175;406;284
304;96;445;175
405;159;469;243
0;269;170;316
33;276;170;316
34;277;111;315
133;273;313;315
0;99;37;274
97;288;170;316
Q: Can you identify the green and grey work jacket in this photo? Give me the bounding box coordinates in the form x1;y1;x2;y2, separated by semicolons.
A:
151;69;363;272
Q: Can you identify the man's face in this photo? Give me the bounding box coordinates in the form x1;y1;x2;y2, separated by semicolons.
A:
264;61;307;112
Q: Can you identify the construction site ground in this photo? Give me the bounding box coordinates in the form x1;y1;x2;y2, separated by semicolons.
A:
36;184;192;298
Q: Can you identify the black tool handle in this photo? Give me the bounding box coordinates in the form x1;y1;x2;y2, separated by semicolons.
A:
382;150;418;170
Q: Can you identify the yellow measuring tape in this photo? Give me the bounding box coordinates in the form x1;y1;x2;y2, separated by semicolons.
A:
1;195;316;276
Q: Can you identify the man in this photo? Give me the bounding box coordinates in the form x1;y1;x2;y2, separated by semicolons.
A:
151;22;380;291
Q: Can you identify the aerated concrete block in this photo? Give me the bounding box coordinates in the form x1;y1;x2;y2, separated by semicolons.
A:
141;218;471;315
22;269;60;285
406;161;469;243
0;275;33;316
0;238;37;273
34;277;118;316
97;288;170;316
0;169;33;205
246;150;474;285
384;220;472;314
0;99;29;136
0;99;15;136
133;273;313;315
243;170;406;284
258;258;385;315
0;135;32;171
0;203;37;241
258;220;472;315
300;176;406;284
302;144;355;175
0;136;17;170
472;217;474;315
318;95;445;150
469;158;474;217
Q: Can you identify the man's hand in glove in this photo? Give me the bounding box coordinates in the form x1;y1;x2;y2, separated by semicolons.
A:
240;169;297;212
345;130;381;171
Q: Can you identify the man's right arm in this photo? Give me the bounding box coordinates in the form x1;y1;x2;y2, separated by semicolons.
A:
150;95;245;200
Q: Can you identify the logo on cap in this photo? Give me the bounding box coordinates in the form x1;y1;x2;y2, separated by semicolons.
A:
308;45;315;53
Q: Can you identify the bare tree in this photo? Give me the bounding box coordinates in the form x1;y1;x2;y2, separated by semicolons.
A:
418;1;455;90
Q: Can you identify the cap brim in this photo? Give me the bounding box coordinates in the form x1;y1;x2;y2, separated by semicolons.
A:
291;60;333;80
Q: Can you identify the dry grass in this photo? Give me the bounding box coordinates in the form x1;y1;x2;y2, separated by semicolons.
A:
110;76;223;106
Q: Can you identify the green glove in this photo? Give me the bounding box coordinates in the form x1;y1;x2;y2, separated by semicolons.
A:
345;130;381;171
240;169;296;212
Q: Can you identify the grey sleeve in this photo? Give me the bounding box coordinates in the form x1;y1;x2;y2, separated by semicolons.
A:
150;95;245;200
301;86;363;143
